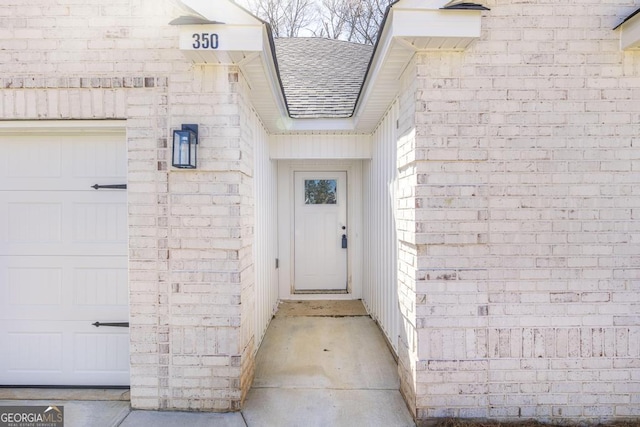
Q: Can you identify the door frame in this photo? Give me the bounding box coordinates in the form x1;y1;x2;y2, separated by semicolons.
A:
277;160;363;300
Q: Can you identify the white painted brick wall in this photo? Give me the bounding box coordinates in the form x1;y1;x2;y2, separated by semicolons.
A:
2;0;258;412
396;56;419;417
5;0;640;422
406;0;640;423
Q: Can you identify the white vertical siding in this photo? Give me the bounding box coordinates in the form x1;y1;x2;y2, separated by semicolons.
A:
363;101;400;354
270;134;371;159
253;111;279;349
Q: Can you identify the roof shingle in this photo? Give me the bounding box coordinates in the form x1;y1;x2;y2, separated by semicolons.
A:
273;38;374;119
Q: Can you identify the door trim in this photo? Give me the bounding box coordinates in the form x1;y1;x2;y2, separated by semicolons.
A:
277;160;363;300
293;171;348;293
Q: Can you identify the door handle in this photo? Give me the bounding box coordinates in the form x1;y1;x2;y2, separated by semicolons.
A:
341;234;347;249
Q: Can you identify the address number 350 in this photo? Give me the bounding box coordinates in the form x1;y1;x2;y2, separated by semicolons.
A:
192;33;219;49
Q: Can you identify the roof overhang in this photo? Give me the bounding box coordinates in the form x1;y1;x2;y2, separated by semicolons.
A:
393;8;484;50
173;0;289;132
172;0;487;134
353;0;487;131
614;8;640;50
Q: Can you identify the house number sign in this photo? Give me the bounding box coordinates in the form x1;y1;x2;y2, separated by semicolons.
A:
192;33;219;49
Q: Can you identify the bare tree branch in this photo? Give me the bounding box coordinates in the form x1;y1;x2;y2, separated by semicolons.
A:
246;0;317;38
244;0;393;44
285;0;318;37
347;0;391;45
316;0;349;40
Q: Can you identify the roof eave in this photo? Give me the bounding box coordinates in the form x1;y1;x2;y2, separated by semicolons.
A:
172;0;291;132
351;0;487;133
441;3;490;11
614;7;640;50
613;7;640;30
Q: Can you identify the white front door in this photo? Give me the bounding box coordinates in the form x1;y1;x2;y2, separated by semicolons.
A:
0;131;129;386
294;171;347;292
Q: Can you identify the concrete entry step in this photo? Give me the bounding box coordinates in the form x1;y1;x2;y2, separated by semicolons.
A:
275;299;369;317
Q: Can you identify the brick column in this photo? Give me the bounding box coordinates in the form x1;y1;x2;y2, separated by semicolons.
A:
129;65;256;411
395;58;420;419
396;54;492;421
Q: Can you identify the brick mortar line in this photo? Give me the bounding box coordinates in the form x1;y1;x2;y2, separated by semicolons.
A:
2;76;168;89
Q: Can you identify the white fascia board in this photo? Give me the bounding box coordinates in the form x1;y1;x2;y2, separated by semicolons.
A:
176;1;288;124
256;26;289;121
620;14;640;50
393;9;482;39
179;24;263;52
351;10;397;126
179;0;261;25
352;3;483;130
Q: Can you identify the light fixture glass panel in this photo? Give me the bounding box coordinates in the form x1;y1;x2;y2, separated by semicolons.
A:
172;127;197;169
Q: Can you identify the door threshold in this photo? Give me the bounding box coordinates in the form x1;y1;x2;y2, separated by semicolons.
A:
293;290;348;295
275;300;368;317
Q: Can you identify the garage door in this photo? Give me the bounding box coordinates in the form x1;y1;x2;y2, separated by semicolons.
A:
0;129;129;386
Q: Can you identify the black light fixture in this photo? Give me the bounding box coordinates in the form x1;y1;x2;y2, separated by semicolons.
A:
172;124;198;169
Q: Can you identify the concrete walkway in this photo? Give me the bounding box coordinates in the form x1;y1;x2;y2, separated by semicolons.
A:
0;301;415;426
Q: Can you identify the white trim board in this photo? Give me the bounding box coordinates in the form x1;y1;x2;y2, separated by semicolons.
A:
0;120;126;134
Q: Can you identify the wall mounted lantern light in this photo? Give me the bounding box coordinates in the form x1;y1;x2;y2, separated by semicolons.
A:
172;124;198;169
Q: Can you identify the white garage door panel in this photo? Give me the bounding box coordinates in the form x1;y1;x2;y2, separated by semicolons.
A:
0;321;129;386
0;192;127;256
0;256;128;320
0;134;126;191
0;129;129;386
0;137;62;181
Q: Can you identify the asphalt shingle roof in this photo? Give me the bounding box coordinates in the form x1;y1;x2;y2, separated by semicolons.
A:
273;38;374;119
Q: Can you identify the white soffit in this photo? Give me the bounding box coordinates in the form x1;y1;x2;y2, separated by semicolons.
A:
243;28;290;133
616;10;640;50
353;2;484;132
174;0;289;132
174;0;264;64
393;9;482;50
174;0;486;134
